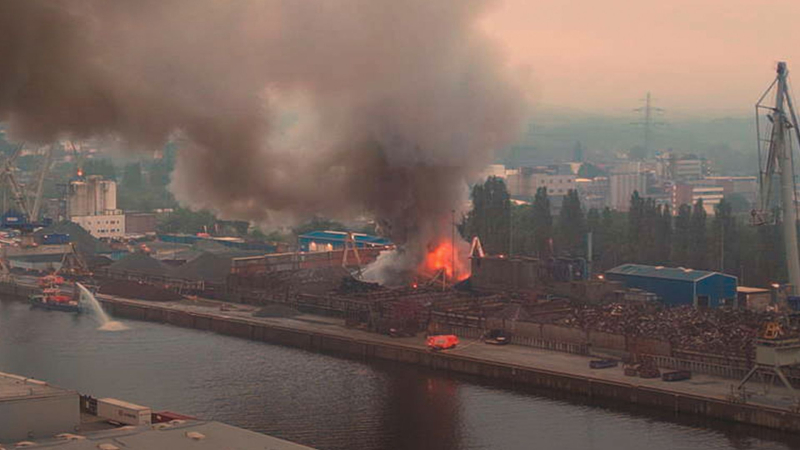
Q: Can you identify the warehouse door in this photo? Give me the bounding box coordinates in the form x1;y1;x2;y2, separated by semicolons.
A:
697;295;710;308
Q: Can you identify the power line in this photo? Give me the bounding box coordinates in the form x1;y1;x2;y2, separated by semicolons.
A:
631;92;666;158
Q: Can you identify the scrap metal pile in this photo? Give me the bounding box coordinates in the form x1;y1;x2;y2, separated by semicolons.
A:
230;266;353;295
555;303;795;357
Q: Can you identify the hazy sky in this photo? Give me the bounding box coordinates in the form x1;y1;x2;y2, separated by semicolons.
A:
482;0;800;116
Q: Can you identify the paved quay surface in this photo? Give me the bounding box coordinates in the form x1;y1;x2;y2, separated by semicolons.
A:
95;294;800;413
0;370;74;400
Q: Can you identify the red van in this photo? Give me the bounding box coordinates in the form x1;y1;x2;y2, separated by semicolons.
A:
426;335;459;350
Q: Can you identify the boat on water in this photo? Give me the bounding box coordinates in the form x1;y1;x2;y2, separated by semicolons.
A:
29;274;82;313
29;290;82;312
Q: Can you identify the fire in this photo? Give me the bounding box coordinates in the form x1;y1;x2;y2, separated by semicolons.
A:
420;239;470;282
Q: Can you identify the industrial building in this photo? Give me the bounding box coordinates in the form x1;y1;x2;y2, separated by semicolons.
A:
68;176;125;239
0;371;80;443
0;371;314;449
609;162;646;211
125;212;158;235
575;176;610;210
655;151;710;182
505;167;576;200
605;264;737;308
671;183;724;214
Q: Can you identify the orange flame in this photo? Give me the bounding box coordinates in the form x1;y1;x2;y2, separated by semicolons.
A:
420;239;470;282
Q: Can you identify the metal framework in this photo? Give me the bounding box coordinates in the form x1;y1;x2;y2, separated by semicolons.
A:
0;142;55;222
1;143;31;219
754;62;800;295
738;336;800;406
30;145;55;221
341;232;363;276
632;92;665;158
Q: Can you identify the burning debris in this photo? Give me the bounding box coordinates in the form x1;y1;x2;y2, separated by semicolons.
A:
419;238;471;283
363;232;473;286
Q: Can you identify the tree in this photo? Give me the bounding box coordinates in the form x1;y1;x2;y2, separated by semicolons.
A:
752;219;784;287
654;204;672;264
725;193;751;214
689;199;708;269
593;207;626;271
672;204;692;266
510;204;535;256
157;208;217;234
556;190;585;256
712;198;738;273
627;191;645;262
292;216;347;237
531;187;553;257
586;208;601;264
82;158;117;180
122;163;144;191
460;176;511;254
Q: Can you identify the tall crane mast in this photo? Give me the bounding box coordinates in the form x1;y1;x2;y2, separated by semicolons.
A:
1;143;32;220
755;62;800;295
30;144;55;221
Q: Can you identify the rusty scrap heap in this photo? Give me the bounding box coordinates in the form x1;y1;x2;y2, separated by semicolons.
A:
556;304;793;357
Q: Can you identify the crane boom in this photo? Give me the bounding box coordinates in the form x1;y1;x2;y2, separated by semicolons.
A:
756;62;800;295
1;144;31;220
30;144;55;221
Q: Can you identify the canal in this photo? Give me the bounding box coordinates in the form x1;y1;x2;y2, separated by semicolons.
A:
0;299;796;450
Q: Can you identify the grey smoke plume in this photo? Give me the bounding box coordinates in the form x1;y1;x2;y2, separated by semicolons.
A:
0;0;525;259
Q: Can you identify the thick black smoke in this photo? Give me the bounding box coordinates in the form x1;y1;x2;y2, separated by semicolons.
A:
0;0;525;261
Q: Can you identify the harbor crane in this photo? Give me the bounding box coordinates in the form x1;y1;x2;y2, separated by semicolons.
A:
754;62;800;296
739;62;800;407
0;142;55;226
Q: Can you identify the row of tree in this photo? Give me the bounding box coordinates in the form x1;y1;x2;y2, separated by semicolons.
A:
461;176;787;288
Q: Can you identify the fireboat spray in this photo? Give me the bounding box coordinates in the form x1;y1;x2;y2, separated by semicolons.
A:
76;282;128;331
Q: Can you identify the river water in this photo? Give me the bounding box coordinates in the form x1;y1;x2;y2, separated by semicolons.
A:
0;298;797;450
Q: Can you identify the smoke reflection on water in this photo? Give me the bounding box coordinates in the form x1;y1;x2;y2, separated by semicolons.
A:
0;298;795;450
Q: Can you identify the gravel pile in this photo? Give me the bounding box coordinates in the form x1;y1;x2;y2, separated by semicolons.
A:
106;252;171;277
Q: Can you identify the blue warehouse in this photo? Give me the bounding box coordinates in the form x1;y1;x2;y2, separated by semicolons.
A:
605;264;737;308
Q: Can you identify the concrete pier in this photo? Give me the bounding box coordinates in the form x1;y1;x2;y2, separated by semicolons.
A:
3;278;799;434
89;294;800;434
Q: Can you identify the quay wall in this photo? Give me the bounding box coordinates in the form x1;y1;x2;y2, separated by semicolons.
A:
0;281;38;299
97;296;800;434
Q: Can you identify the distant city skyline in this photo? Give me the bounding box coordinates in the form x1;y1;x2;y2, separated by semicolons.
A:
482;0;800;115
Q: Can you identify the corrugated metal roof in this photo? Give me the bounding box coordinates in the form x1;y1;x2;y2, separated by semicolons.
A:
606;264;729;282
299;230;391;245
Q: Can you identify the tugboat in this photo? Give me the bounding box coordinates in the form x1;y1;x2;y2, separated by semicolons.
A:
29;274;82;313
